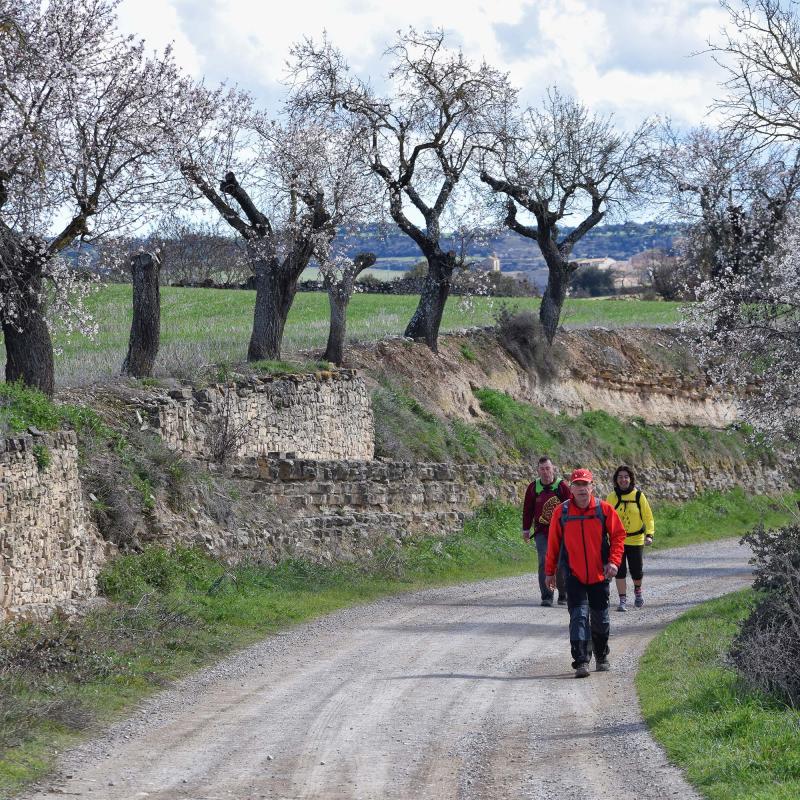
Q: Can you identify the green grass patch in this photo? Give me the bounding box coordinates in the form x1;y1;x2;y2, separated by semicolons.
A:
31;285;683;385
473;388;774;469
372;380;498;462
651;489;800;549
638;591;800;800
0;382;114;439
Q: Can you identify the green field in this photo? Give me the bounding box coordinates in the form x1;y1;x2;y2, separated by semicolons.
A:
42;285;683;386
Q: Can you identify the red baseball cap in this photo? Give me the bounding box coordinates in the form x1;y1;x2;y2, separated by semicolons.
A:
570;468;593;483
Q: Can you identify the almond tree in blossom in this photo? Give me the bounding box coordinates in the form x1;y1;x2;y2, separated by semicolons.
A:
290;29;516;352
0;0;181;394
685;0;800;455
659;124;800;285
480;89;658;343
174;87;374;361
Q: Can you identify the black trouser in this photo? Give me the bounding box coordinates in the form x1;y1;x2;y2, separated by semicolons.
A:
566;572;610;667
617;543;644;581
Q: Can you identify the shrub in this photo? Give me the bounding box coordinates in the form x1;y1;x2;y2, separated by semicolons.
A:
32;444;51;472
494;307;563;379
570;265;617;297
730;522;800;706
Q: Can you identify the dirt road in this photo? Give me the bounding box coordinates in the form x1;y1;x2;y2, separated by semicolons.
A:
22;539;751;800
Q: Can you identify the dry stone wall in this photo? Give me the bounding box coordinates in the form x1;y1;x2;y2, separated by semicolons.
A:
0;432;111;622
151;370;373;462
175;453;785;563
0;367;787;619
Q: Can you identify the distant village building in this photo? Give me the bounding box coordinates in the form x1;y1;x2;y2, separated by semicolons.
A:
573;255;650;290
472;254;501;272
573;257;618;271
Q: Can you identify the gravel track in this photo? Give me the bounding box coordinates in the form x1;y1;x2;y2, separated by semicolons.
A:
21;538;751;800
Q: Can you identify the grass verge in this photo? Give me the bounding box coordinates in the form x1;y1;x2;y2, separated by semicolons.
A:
652;489;800;549
637;591;800;800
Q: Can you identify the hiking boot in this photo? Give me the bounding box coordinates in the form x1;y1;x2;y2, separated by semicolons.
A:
540;598;553;607
557;594;567;606
595;658;611;672
617;596;628;612
574;663;590;678
634;590;644;608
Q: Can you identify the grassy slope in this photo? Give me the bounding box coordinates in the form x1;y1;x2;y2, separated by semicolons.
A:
48;286;682;384
638;591;800;800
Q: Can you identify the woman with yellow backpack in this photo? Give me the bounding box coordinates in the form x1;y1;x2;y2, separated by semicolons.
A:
607;465;654;611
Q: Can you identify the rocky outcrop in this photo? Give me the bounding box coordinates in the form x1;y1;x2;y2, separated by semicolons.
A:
349;327;740;428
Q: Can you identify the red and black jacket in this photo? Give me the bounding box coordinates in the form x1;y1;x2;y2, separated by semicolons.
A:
522;479;571;536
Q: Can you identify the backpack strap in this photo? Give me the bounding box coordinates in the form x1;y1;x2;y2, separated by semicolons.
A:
536;478;561;495
613;490;646;537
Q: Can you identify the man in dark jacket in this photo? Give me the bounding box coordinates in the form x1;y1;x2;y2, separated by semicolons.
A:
545;468;626;677
522;456;571;607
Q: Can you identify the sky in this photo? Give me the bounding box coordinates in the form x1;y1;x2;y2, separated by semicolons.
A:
116;0;732;131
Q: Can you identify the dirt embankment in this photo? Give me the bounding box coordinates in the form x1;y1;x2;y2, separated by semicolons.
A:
347;326;737;429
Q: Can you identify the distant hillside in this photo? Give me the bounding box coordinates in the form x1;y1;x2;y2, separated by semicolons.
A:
346;221;685;273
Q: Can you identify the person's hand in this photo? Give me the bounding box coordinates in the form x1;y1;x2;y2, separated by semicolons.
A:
603;563;618;580
522;529;531;543
645;535;653;546
544;574;556;591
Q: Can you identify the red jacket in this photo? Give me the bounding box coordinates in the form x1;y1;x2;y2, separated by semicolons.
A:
545;497;626;585
522;479;571;535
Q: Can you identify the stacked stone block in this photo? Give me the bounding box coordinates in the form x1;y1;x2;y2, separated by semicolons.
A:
152;371;373;462
0;431;110;621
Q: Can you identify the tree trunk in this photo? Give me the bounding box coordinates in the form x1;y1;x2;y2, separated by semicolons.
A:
540;258;571;344
1;251;54;396
247;260;295;362
324;287;350;365
122;252;161;378
404;253;454;351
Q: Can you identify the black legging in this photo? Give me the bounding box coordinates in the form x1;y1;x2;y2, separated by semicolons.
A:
617;543;644;581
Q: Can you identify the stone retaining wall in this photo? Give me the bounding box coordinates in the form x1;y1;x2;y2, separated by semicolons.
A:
184;454;784;562
0;432;111;622
150;370;373;462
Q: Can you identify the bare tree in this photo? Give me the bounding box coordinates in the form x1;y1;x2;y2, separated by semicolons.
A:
291;29;516;351
122;250;161;378
713;0;800;142
156;217;249;287
0;0;181;393
480;89;657;343
319;251;376;365
659;125;800;282
174;88;374;361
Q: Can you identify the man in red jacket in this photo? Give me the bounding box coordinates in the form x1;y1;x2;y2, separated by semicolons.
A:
521;456;571;607
545;468;626;678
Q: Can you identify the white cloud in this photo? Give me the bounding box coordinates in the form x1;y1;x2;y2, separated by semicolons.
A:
116;0;202;76
116;0;731;126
